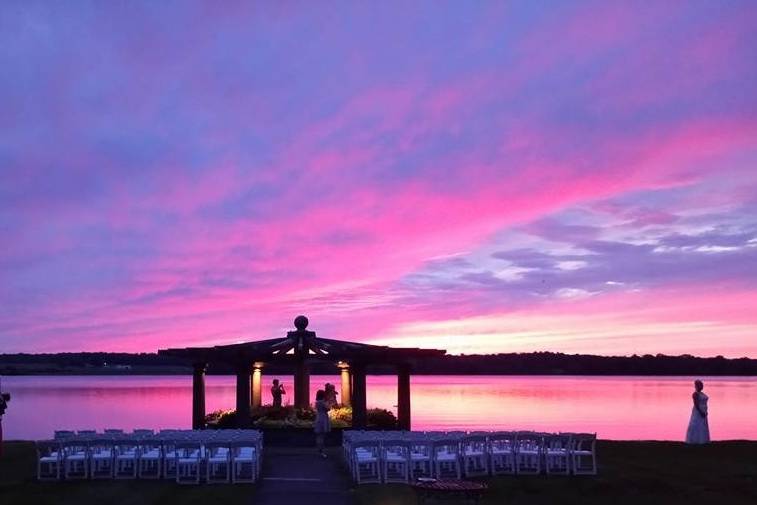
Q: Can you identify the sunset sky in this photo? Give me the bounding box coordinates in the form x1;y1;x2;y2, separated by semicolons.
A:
1;1;756;357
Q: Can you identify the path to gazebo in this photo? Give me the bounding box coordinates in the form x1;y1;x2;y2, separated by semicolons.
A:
255;447;353;505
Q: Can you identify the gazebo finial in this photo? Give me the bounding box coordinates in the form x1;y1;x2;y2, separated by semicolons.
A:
294;315;309;331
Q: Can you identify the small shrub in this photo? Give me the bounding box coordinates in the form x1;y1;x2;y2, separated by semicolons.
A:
295;407;316;421
260;405;294;420
368;408;397;429
205;409;238;428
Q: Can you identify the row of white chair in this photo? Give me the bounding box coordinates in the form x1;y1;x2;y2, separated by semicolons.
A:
52;428;260;441
37;429;263;484
343;430;597;483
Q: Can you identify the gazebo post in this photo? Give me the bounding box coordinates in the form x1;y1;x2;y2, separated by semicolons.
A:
352;363;367;428
338;362;351;407
294;358;310;408
192;362;207;430
236;364;251;426
251;363;263;409
397;363;411;430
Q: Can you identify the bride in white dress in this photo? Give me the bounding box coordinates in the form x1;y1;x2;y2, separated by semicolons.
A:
685;379;710;444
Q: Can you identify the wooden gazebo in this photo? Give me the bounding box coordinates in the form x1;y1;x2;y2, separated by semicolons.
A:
158;316;446;430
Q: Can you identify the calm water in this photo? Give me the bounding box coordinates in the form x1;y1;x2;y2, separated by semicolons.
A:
2;375;756;441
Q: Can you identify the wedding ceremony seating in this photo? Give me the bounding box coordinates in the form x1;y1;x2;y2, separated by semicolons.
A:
570;433;598;475
380;440;411;483
488;431;517;474
89;438;115;479
343;430;598;484
349;440;382;484
230;439;260;483
544;433;572;475
35;429;263;484
461;434;489;477
515;431;543;474
36;440;63;481
175;442;202;484
62;439;89;480
136;437;162;479
204;441;231;484
432;438;462;479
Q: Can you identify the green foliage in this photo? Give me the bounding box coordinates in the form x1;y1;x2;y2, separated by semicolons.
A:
329;406;352;423
205;409;236;428
366;408;397;429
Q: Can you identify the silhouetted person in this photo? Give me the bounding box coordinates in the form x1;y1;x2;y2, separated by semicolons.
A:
685;379;710;444
271;379;285;408
0;386;8;458
314;389;331;458
324;382;338;408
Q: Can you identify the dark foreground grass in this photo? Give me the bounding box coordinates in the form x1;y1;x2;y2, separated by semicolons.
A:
2;440;757;505
354;441;757;505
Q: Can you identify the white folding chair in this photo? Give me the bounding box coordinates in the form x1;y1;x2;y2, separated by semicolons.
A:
570;433;597;475
515;432;542;475
432;439;461;479
206;442;231;484
89;438;115;479
175;442;202;485
161;439;178;480
230;440;257;483
114;439;139;478
36;440;62;481
409;439;434;479
352;441;381;484
62;440;89;479
461;435;489;477
545;434;572;475
381;440;410;483
489;431;516;475
137;438;162;479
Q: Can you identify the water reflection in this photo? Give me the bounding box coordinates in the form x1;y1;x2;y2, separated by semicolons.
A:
2;375;755;441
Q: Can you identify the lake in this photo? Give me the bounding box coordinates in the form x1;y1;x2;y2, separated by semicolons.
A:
1;375;755;441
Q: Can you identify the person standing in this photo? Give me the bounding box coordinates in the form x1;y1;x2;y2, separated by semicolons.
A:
685;379;710;444
271;379;286;408
314;389;331;458
0;381;8;458
324;382;338;408
0;396;4;458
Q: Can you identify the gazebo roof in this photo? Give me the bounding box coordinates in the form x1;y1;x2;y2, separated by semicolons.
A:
158;315;446;366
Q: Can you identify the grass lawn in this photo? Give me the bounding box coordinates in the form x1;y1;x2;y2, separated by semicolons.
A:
2;440;757;505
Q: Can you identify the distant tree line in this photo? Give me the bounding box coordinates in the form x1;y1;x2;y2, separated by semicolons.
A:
408;352;757;376
1;351;756;375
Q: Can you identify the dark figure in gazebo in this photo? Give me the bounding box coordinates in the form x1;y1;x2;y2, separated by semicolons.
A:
271;379;285;408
